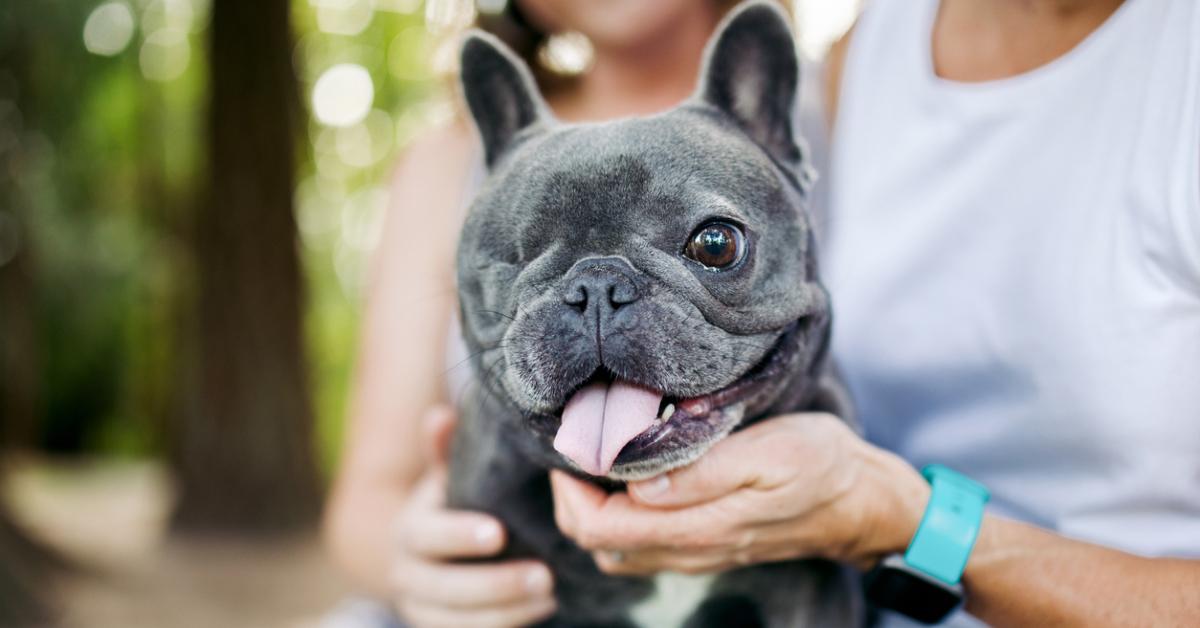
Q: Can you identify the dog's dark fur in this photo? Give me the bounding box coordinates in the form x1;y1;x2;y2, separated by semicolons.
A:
448;3;858;625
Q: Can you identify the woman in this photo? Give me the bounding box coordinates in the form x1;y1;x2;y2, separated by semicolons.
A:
550;0;1200;626
323;1;766;626
327;0;1200;626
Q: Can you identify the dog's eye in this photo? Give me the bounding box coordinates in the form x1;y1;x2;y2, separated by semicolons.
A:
684;221;746;270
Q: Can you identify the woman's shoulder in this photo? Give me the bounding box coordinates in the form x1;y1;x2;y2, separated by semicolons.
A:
379;117;480;276
387;116;481;233
392;117;478;190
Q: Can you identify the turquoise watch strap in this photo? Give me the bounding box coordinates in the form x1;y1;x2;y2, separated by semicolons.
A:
903;464;990;586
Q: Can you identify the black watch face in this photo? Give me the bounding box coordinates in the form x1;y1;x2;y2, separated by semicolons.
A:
864;559;963;625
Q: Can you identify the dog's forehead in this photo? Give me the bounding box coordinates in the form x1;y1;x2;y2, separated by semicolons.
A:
510;112;782;211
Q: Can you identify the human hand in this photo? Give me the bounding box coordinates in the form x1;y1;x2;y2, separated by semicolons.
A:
551;412;930;575
392;406;557;628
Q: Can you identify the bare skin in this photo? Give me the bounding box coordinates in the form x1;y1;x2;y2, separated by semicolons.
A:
550;1;1200;627
322;2;722;626
932;0;1125;82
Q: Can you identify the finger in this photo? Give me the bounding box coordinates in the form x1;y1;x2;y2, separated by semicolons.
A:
402;508;507;559
406;465;449;508
554;479;738;552
399;596;557;628
549;470;608;535
394;558;554;609
551;471;656;549
423;404;459;465
626;421;782;508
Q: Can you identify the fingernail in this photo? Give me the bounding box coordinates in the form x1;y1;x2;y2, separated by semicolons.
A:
525;566;553;594
475;522;501;548
634;475;670;501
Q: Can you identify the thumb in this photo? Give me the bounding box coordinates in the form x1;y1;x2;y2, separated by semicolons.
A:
422;404;458;466
627;427;764;508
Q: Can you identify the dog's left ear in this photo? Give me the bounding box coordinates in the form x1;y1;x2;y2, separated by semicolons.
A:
696;1;801;166
460;31;550;168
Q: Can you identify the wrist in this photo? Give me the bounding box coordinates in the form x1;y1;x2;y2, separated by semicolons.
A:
863;464;990;624
857;447;931;563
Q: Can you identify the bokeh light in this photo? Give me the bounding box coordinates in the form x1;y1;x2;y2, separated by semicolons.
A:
141;0;195;34
339;185;388;252
313;0;376;37
538;32;593;76
83;2;137;57
297;176;342;243
375;0;423;13
335;108;395;168
424;0;475;34
139;28;191;81
311;63;375;128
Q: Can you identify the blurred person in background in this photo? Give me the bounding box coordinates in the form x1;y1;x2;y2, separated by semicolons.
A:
326;0;1200;627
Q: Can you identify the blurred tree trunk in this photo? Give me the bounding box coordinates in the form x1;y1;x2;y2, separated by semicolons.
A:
0;147;51;628
0;176;47;628
172;0;320;533
0;0;39;466
0;176;39;452
0;3;52;622
0;503;52;626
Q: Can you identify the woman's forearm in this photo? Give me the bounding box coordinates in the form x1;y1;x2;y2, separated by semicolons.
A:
324;479;411;597
963;515;1200;626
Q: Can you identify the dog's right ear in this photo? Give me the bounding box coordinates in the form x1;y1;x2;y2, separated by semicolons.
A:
695;1;802;167
460;32;549;168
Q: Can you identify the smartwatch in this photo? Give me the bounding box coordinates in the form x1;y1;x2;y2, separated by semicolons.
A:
864;464;989;624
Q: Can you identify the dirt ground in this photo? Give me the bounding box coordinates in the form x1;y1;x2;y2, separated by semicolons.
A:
5;457;357;628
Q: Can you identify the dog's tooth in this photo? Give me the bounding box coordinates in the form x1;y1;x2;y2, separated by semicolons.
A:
659;403;675;422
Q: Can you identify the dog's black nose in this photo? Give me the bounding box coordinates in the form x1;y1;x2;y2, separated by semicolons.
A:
562;257;641;316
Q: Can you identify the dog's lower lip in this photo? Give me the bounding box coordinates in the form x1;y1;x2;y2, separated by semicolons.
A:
620;319;802;454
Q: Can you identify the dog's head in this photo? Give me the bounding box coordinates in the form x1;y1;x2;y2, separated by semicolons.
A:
456;2;830;480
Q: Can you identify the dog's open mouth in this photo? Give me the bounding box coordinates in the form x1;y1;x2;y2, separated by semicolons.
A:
552;321;802;477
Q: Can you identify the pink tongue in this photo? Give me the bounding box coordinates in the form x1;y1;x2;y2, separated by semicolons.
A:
554;380;664;476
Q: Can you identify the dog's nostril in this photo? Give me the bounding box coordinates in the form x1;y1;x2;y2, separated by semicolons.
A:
564;286;587;311
608;283;637;307
561;260;642;314
564;281;639;313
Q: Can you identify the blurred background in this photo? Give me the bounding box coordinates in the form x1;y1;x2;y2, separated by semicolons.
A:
0;1;856;626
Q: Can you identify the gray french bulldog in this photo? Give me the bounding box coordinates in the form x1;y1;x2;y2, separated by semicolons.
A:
449;3;859;626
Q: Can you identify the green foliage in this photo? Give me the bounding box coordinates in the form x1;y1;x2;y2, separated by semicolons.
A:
295;3;441;473
2;0;442;474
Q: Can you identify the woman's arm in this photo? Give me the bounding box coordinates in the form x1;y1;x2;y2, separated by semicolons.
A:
323;122;474;593
323;122;557;626
965;515;1200;626
550;413;1200;627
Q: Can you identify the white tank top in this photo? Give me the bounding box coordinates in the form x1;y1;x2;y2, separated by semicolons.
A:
825;0;1200;620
